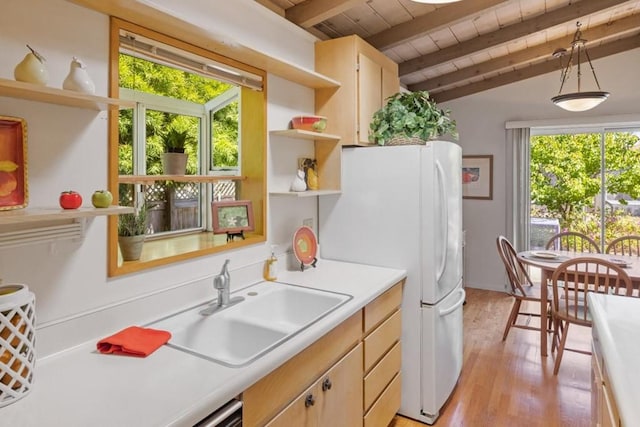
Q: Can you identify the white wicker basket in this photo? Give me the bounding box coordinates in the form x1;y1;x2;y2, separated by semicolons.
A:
0;284;36;407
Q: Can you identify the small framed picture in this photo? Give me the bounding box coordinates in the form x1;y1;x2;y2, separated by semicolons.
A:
462;155;493;200
211;200;255;234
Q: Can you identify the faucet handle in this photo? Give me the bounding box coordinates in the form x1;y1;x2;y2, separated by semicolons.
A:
213;275;225;290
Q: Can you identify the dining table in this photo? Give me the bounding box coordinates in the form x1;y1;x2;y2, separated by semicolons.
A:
517;250;640;356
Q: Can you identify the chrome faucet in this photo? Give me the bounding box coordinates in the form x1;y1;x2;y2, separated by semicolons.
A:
201;259;244;316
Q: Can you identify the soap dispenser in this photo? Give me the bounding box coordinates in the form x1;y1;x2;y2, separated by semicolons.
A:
264;245;278;281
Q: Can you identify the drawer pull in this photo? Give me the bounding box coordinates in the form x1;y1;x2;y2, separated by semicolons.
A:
305;394;315;408
322;378;332;391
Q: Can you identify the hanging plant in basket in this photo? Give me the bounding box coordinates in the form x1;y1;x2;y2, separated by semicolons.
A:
369;91;458;145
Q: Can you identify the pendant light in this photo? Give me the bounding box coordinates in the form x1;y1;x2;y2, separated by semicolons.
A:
551;22;609;112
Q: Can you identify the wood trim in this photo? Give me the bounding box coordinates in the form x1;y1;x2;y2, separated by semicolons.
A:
67;0;340;89
286;0;367;28
410;13;640;93
398;0;631;77
366;0;510;51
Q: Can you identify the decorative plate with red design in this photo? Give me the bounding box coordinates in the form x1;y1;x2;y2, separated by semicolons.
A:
293;226;318;266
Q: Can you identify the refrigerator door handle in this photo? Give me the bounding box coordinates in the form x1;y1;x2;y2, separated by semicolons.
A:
435;160;448;281
438;289;466;316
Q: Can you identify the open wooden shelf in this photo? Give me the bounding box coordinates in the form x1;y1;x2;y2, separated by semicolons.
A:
270;129;341;141
0;78;135;111
0;206;134;225
66;0;341;89
118;175;245;185
269;190;341;197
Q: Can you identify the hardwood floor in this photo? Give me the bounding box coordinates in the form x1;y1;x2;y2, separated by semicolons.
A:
390;287;592;427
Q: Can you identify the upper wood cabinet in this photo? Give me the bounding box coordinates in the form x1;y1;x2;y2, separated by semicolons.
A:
315;35;399;146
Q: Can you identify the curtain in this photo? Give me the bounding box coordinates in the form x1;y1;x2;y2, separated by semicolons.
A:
505;127;530;251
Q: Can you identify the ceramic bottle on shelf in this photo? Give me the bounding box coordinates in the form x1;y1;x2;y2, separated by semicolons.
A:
14;45;48;86
290;169;307;192
62;57;96;94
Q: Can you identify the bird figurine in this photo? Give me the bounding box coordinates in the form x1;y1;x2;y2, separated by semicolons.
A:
290;169;307;192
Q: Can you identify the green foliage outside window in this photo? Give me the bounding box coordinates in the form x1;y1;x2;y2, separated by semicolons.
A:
117;54;239;175
531;132;640;233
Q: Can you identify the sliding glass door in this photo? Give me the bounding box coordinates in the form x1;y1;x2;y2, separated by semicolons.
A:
529;128;640;251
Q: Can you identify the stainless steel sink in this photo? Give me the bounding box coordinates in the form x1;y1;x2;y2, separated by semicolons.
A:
148;281;352;367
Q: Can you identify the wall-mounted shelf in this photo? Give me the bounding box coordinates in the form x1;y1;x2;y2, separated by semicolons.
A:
0;78;136;111
270;190;341;197
118;175;245;185
66;0;341;90
0;206;134;249
270;129;341;141
0;206;134;225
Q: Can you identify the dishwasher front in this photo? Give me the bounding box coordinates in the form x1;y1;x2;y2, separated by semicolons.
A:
193;398;242;427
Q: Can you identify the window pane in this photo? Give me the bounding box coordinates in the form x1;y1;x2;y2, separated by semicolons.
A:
211;101;239;172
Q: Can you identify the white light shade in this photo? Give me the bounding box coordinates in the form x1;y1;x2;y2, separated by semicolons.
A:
551;91;610;112
411;0;462;3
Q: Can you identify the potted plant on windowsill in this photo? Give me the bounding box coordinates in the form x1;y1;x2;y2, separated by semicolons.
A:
161;128;192;175
117;205;147;261
369;91;458;145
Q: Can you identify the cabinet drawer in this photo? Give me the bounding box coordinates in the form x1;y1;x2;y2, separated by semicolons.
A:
364;309;401;372
364;372;401;427
364;341;401;411
364;280;403;334
243;312;362;427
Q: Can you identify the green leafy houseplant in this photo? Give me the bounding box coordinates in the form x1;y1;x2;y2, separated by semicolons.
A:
162;128;192;153
369;91;458;145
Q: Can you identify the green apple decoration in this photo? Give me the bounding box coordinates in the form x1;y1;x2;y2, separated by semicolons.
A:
91;190;113;208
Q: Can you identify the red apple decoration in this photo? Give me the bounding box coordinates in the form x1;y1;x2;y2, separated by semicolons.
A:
59;190;82;209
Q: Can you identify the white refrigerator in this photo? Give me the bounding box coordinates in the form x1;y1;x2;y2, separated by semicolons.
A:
319;142;465;424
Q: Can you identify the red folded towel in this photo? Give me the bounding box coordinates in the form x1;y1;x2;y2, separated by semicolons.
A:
97;326;171;357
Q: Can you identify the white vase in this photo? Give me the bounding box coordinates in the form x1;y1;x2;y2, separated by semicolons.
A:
14;45;48;86
290;169;307;192
62;57;96;94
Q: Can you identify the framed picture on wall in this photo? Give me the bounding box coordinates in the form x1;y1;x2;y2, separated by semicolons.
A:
462;155;493;200
211;199;255;234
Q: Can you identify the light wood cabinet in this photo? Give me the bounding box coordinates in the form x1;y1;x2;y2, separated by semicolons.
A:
266;344;363;427
363;282;403;426
315;35;399;146
592;325;621;427
243;279;404;427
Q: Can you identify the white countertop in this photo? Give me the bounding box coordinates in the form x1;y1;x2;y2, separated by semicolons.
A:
1;259;406;427
588;293;640;426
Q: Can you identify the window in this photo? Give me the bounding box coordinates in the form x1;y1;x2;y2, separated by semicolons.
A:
528;128;640;250
108;19;266;276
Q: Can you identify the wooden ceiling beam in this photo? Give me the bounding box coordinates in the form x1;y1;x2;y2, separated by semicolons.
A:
429;35;640;103
399;0;631;77
410;14;640;92
286;0;367;28
254;0;285;17
367;0;510;51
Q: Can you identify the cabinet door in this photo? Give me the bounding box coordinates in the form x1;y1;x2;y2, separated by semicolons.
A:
358;53;382;145
318;343;363;427
266;381;320;427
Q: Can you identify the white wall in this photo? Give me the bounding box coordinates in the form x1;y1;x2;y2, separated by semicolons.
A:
0;0;318;348
443;47;640;291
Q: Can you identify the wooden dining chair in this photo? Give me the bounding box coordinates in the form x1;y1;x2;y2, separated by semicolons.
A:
496;235;551;341
550;257;633;375
545;231;601;253
605;235;640;256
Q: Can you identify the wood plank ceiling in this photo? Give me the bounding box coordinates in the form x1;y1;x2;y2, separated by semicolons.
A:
257;0;640;102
